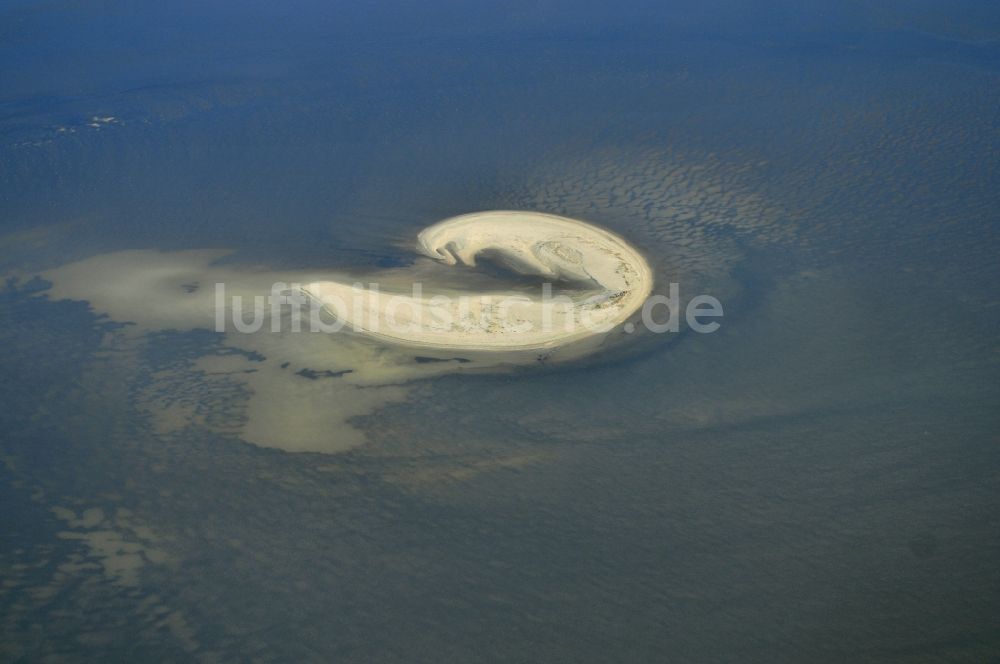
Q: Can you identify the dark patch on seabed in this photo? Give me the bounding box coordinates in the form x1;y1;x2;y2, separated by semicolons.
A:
296;367;354;379
414;356;471;364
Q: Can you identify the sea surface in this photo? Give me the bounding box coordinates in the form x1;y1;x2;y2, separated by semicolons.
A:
1;1;998;661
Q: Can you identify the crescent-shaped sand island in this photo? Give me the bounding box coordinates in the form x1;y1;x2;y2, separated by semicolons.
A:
302;211;654;357
28;211;654;453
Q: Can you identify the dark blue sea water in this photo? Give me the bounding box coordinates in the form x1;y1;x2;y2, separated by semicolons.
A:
1;1;998;661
